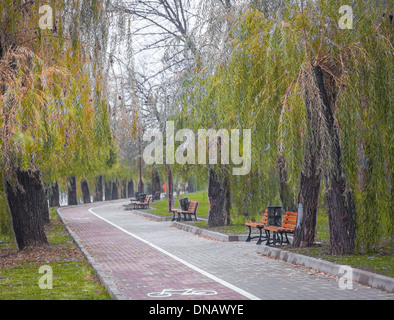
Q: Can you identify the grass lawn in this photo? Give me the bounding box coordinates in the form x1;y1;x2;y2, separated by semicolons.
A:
0;208;111;300
287;209;393;278
148;189;210;219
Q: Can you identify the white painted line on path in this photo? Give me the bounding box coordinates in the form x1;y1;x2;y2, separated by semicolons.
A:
88;206;260;300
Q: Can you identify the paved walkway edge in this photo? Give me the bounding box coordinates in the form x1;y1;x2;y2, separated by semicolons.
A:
255;246;394;293
58;205;394;297
128;208;173;221
167;216;394;294
56;207;126;300
171;221;248;242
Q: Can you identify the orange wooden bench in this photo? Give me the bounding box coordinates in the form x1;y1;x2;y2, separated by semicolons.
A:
244;208;268;245
264;211;298;245
171;200;199;221
132;195;151;209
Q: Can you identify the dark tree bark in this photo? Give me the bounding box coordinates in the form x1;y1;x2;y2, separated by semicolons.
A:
81;180;91;204
49;181;60;207
112;180;119;200
94;175;103;202
207;166;231;227
293;137;321;248
40;183;50;225
3;169;49;250
127;180;134;198
68;176;78;205
146;181;152;195
293;72;323;248
104;180;112;201
294;65;356;254
313;65;356;255
151;169;161;195
167;165;173;213
121;179;127;198
138;178;145;193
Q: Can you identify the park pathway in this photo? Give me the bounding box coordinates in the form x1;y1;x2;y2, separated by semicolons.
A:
58;200;394;300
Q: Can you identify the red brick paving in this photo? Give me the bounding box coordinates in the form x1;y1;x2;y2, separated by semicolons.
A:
59;204;249;300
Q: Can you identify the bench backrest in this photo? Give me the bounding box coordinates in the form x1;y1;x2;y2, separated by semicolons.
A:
281;211;297;230
179;197;189;211
261;208;268;225
143;195;150;204
188;200;199;213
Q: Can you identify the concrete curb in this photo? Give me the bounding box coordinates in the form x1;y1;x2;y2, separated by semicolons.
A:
128;209;173;221
167;219;394;294
255;245;394;293
171;221;249;242
56;207;127;300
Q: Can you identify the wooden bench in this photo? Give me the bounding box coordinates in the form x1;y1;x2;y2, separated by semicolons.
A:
264;211;298;245
171;200;199;221
170;197;188;221
132;195;151;209
245;208;268;245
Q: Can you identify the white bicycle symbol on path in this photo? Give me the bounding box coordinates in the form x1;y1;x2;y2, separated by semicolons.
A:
147;288;218;298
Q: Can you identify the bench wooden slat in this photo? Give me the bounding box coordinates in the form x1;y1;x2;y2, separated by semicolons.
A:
264;211;298;246
171;200;199;221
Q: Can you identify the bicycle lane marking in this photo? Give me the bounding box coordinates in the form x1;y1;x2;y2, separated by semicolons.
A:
86;207;260;300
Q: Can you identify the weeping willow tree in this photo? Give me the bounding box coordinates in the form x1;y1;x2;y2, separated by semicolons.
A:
180;0;392;254
0;0;114;250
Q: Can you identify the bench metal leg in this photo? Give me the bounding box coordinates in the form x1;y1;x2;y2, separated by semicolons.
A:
246;226;252;242
246;226;267;244
256;226;264;245
281;231;291;245
265;230;281;246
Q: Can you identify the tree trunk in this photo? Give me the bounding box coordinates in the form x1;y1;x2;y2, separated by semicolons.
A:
40;183;50;225
121;179;127;198
294;65;356;254
207;166;231;227
94;175;103;202
167;165;173;213
3;169;49;250
81;180;91;204
49;181;60;207
146;181;152;195
104;180;112;201
138;179;144;193
293;138;321;248
151;169;161;195
313;65;356;255
112;180;119;200
293;69;323;248
127;180;134;198
68;176;78;205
